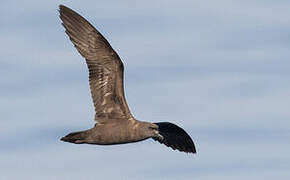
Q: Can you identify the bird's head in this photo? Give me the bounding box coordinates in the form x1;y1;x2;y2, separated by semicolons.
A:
142;122;164;141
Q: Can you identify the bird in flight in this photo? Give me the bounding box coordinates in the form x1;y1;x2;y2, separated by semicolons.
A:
59;5;196;153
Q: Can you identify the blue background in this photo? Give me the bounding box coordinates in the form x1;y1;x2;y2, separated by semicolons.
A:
1;0;290;179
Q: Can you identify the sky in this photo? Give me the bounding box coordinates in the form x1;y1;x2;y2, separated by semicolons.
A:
1;0;290;179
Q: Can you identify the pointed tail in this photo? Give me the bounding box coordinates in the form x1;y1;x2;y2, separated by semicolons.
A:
60;131;87;144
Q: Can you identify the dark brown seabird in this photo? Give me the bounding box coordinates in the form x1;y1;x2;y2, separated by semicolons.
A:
59;5;196;154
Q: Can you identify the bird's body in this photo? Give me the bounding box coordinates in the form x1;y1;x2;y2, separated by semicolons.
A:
59;5;196;153
63;119;160;145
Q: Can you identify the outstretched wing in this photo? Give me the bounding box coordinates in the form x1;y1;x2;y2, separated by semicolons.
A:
59;5;133;123
153;122;196;153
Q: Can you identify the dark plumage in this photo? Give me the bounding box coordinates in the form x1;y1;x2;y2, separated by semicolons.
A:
59;5;196;154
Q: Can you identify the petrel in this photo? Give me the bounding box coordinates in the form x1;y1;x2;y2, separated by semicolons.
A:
59;5;196;153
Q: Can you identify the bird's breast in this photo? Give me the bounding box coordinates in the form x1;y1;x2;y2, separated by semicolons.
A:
89;121;149;145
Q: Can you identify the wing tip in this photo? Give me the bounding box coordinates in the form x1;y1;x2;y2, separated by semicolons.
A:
186;146;197;154
58;4;77;19
174;143;197;154
59;4;69;11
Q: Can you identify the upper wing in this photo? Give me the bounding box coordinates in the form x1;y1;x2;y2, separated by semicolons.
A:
59;5;133;123
153;122;196;153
